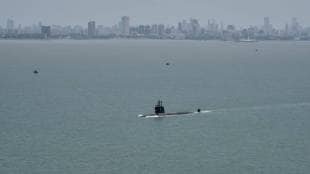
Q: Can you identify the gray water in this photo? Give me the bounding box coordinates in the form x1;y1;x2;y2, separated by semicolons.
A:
0;40;310;174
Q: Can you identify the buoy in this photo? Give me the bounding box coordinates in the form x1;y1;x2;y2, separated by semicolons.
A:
33;70;39;74
166;62;170;66
197;108;201;113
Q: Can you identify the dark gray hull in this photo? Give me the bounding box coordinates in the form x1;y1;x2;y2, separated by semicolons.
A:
138;111;194;118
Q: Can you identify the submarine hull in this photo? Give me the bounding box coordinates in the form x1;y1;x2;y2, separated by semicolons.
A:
138;111;193;118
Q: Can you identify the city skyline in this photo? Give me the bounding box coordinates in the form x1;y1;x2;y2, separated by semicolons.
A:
0;16;308;29
0;16;307;29
1;16;308;41
1;0;310;27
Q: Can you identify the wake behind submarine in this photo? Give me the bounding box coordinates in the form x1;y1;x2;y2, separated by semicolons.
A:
138;100;202;118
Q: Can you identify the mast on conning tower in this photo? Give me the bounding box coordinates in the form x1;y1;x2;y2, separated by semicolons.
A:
154;100;165;114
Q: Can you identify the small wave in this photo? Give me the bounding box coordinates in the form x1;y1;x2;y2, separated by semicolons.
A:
194;110;212;114
210;102;310;113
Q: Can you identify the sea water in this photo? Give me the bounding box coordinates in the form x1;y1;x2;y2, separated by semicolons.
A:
0;40;310;174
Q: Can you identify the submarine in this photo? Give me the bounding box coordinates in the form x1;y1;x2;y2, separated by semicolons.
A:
138;100;201;118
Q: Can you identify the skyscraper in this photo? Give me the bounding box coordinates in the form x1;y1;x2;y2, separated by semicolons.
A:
284;23;289;36
263;17;272;35
88;21;96;37
190;18;200;36
291;17;300;36
120;16;130;35
6;18;15;34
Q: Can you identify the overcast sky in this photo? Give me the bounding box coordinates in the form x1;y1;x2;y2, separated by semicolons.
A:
0;0;309;28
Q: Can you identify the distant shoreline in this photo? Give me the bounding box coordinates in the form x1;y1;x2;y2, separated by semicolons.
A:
1;38;310;42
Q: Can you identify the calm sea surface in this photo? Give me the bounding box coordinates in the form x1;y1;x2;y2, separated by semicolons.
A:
0;40;310;173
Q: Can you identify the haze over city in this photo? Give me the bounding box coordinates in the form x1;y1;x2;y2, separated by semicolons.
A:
0;0;310;27
1;0;310;174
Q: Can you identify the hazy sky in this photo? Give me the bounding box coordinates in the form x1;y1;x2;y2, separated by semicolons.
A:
0;0;309;28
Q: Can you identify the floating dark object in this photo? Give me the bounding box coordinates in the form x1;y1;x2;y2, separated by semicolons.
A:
33;70;39;74
197;108;201;113
255;49;259;52
165;62;171;66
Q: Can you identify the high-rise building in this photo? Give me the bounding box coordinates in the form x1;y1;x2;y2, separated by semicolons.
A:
207;19;218;32
0;25;3;35
177;22;182;32
151;24;158;34
120;16;130;35
17;24;22;34
138;25;145;34
182;20;189;33
41;26;51;38
73;25;83;34
264;17;269;27
190;18;200;36
290;17;300;36
6;18;15;34
158;24;165;35
88;21;96;37
263;17;272;35
284;23;289;36
220;22;224;31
